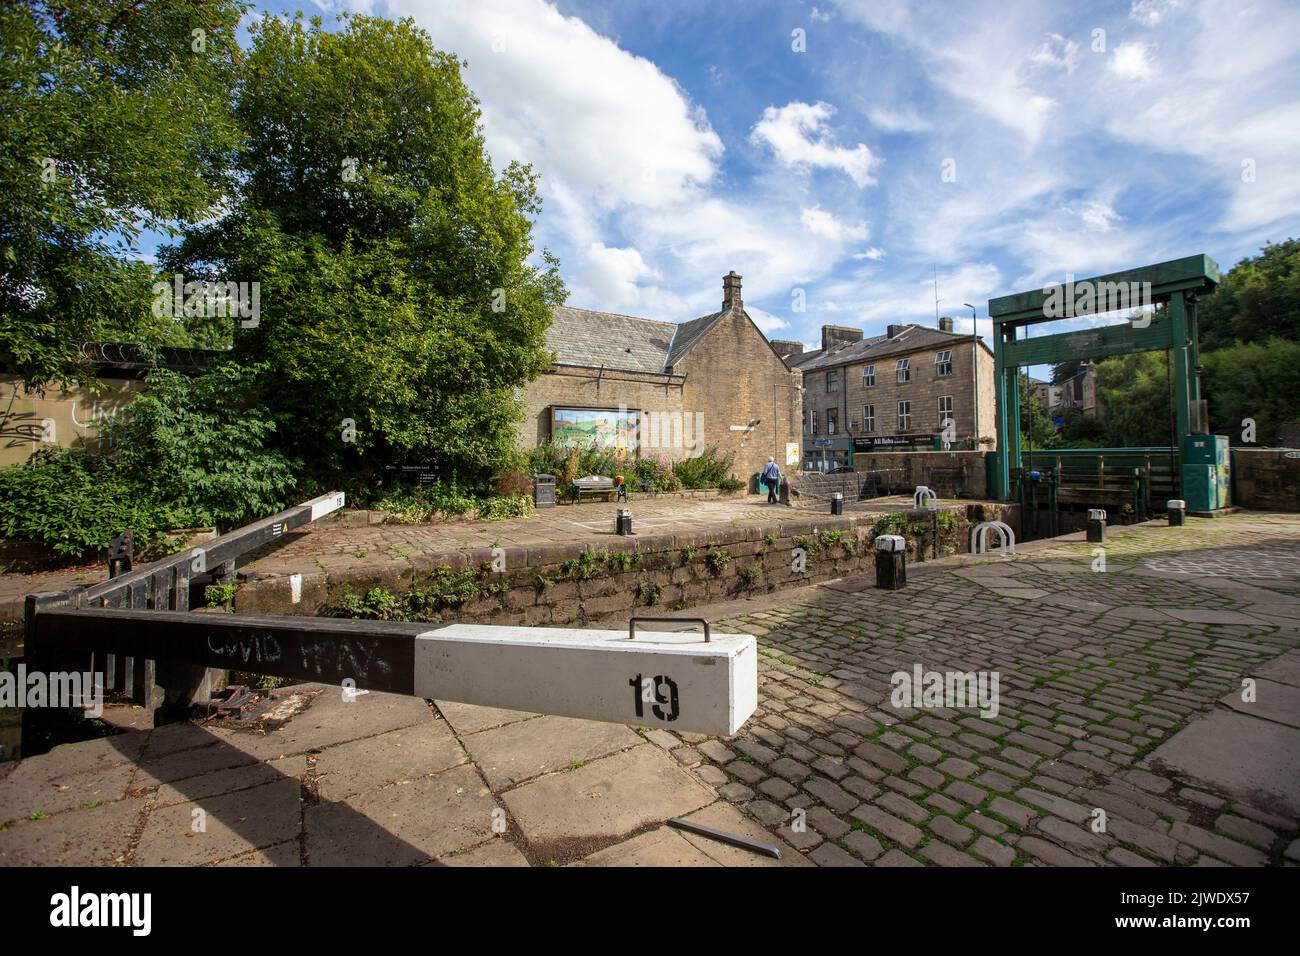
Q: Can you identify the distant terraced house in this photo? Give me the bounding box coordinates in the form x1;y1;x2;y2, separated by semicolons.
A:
517;272;803;480
775;318;997;472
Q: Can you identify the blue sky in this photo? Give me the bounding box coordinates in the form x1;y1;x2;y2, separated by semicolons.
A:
192;0;1300;352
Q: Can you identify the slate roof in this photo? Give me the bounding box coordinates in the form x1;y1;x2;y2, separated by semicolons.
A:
791;324;988;372
545;304;732;374
545;306;678;374
664;311;725;367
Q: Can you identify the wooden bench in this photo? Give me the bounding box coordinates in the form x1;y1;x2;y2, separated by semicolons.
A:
572;476;619;502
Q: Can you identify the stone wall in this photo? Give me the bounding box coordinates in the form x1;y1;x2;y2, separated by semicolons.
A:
673;308;803;480
0;374;143;467
1232;448;1300;511
847;450;991;498
235;503;1020;626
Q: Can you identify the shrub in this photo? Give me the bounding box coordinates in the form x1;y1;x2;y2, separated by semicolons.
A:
329;586;402;620
204;582;238;610
326;566;485;622
477;494;534;520
374;482;477;523
0;447;195;556
632;455;679;492
102;362;299;530
672;446;735;489
524;441;628;487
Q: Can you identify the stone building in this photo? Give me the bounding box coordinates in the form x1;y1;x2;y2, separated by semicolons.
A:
517;272;803;480
1052;362;1100;417
783;318;996;469
1029;376;1062;412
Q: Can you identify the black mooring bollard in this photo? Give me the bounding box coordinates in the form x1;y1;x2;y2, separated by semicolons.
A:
1167;499;1186;527
1086;508;1106;543
874;535;906;590
615;508;633;535
831;492;843;516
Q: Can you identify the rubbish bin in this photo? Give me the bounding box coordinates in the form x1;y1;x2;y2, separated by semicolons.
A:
534;474;556;508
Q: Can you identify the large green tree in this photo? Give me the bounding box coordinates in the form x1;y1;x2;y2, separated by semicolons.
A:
1198;239;1300;351
0;0;246;387
1093;351;1178;447
1203;338;1300;445
165;14;563;492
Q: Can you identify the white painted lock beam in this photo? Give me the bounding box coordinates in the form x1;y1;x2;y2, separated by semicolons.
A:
414;624;758;736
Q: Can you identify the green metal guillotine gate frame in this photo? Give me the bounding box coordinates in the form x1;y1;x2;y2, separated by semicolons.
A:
987;254;1221;501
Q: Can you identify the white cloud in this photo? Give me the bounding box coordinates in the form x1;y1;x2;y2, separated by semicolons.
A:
834;0;1058;142
804;261;1004;331
385;0;723;216
1029;33;1080;74
1074;201;1123;232
1110;42;1157;81
1130;0;1182;27
801;206;870;242
744;305;789;334
853;247;886;261
750;101;880;187
866;107;932;133
575;244;659;310
810;6;833;23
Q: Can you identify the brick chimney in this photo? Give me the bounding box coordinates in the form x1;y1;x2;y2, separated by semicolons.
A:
722;271;742;310
886;324;908;338
939;316;954;333
821;324;863;353
771;339;804;359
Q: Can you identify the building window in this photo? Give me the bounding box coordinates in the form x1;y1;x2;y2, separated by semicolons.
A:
827;408;838;435
938;395;954;426
862;365;875;388
863;404;875;433
896;358;911;383
827;369;839;393
810;409;818;434
898;400;911;432
935;350;953;377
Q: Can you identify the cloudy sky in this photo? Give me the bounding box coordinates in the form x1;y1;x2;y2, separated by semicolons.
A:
258;0;1297;349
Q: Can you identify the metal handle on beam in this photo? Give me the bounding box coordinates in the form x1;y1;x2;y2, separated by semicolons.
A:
628;616;711;643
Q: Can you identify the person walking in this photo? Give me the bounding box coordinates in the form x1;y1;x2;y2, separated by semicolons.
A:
761;456;782;505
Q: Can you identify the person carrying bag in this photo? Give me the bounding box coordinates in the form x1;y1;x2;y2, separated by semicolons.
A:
761;457;782;504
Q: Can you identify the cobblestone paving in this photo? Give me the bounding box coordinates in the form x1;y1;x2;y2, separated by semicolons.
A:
667;513;1300;866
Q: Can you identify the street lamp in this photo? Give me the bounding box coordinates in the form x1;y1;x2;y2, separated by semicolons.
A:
963;303;980;447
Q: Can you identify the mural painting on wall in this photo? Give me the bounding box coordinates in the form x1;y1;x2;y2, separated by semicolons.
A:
551;407;639;452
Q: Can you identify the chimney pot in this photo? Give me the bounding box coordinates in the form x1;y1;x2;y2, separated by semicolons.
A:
939;316;954;333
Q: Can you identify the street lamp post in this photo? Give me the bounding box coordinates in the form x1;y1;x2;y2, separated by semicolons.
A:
963;303;979;449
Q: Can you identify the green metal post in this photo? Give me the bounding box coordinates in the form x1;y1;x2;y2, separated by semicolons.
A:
1170;293;1192;447
992;326;1021;500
